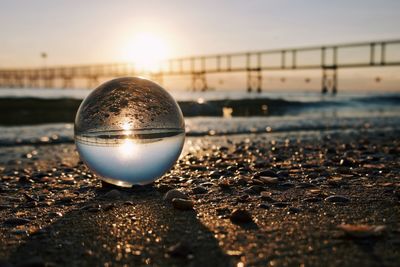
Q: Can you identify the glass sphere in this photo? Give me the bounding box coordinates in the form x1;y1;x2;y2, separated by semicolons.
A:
74;77;185;187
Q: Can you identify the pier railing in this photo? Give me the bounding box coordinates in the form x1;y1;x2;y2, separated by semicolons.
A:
0;39;399;93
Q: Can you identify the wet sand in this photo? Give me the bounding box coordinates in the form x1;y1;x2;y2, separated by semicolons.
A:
0;128;399;266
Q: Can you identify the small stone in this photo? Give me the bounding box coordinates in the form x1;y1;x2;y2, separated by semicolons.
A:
102;203;115;211
24;193;39;202
340;158;356;167
259;177;279;185
272;202;290;208
192;186;208;194
156;184;173;193
80;204;101;212
288;207;301;214
216;207;230;216
218;179;231;189
325;195;350;203
172;198;193;211
279;182;295;188
189;164;207;171
164;189;188;202
11;229;28;235
258;203;270;209
3;218;31;226
167;242;192;258
338;224;386;238
248;185;264;194
226;250;243;256
103;189;122;200
230;209;253;224
276;170;289;178
260;191;272;198
258;170;277;177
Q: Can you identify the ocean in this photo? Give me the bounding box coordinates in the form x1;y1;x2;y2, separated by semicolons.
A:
0;88;399;146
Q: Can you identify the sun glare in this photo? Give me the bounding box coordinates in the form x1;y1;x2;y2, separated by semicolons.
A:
119;138;137;157
125;32;169;72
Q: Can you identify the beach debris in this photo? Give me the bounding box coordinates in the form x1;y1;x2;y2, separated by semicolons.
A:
172;198;194;211
324;195;350;203
230;209;253;224
338;224;386;238
164;189;188;202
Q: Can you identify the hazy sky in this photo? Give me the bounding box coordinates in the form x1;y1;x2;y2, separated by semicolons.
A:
1;0;399;68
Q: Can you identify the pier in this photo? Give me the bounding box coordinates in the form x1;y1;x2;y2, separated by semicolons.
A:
0;39;399;93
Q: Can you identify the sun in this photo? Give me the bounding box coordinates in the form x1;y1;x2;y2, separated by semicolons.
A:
125;32;169;72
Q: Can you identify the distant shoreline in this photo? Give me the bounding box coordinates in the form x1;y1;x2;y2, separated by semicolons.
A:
0;97;309;125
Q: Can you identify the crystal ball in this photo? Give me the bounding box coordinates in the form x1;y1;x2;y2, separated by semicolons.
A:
74;77;185;187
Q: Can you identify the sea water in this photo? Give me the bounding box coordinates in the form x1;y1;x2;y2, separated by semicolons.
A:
75;129;185;187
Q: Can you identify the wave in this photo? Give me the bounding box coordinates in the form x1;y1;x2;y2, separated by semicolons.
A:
1;114;400;146
0;94;399;126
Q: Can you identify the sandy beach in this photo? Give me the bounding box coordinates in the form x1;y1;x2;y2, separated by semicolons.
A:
1;126;399;267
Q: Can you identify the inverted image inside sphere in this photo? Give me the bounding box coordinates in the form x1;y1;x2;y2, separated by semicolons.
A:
75;77;185;135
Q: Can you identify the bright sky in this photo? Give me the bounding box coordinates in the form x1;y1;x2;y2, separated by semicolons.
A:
0;0;399;91
0;0;399;67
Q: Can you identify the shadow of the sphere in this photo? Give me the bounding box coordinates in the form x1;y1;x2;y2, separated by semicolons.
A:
9;185;233;266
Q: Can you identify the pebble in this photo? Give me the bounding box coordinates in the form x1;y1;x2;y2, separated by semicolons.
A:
324;195;350;203
103;189;122;200
288;207;301;214
192;186;208;194
272;202;290;208
164;189;188;202
276;170;289;178
230;209;253;224
337;224;386;238
279;182;295;189
156;184;173;193
258;203;270;209
11;229;28;235
167;242;193;258
172;198;194;211
3;217;31;226
340;158;356;167
248;185;264;194
258;170;277;177
80;204;102;212
259;177;279;185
